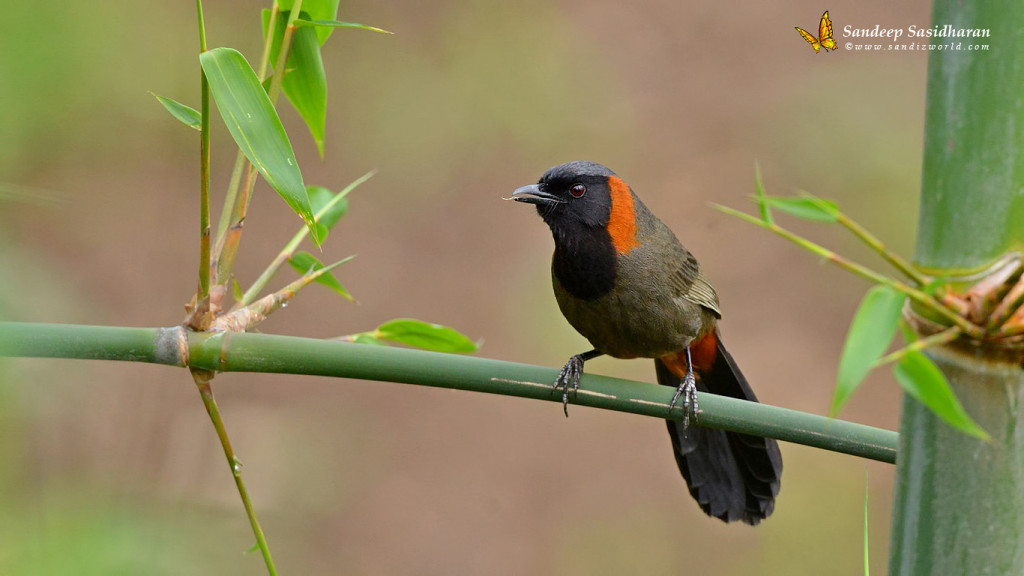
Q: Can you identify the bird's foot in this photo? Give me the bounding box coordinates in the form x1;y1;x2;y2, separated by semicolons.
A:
668;370;699;430
554;355;586;417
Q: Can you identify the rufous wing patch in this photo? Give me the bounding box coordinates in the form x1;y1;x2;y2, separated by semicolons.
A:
606;176;640;254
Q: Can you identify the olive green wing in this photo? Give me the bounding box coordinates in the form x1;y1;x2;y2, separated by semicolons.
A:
671;245;721;319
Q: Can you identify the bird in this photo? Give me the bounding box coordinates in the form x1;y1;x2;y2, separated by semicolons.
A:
510;161;782;524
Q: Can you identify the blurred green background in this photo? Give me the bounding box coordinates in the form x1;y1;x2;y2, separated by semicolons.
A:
1;1;930;574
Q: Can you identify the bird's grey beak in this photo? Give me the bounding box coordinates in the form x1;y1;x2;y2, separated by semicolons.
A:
510;184;565;206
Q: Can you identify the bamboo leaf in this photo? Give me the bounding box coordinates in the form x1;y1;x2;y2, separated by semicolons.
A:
760;194;839;222
288;251;353;300
754;162;772;225
375;319;477;353
295;19;393;35
893;351;990;441
277;0;341;43
832;285;906;416
308;186;348;241
152;94;201;130
199;47;319;246
263;10;327;157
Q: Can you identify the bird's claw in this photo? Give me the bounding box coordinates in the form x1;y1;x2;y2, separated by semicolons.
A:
554;355;585;417
668;371;699;430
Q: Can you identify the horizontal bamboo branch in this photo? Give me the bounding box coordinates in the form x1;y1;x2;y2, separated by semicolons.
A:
0;321;898;464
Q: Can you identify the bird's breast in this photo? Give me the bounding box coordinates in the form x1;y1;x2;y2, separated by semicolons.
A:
552;245;706;359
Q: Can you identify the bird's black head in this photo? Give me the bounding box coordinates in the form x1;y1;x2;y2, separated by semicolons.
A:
512;161;617;232
512;161;640;300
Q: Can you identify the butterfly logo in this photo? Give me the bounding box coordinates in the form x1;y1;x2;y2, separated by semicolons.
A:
795;11;837;53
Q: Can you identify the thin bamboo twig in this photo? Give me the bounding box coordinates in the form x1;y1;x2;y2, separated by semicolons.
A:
213;3;280;250
192;369;277;576
987;274;1024;332
873;327;962;368
196;0;211;303
214;256;352;332
214;153;248;255
713;204;984;338
266;1;304;103
240;171;374;306
212;1;305;287
836;212;930;287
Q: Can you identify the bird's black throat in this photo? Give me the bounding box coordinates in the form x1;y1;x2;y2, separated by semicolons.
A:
551;224;616;301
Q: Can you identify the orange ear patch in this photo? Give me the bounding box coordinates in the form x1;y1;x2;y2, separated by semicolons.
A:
607;176;640;254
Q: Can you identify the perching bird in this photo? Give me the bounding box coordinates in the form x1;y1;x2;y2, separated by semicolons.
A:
511;161;782;524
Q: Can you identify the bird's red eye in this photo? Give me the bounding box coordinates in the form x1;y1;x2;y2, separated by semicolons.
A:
570;183;586;198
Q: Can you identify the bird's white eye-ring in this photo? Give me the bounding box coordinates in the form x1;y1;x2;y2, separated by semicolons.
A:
569;183;586;198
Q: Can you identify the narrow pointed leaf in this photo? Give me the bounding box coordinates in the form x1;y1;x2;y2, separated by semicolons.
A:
295;19;393;35
291;0;341;43
761;195;839;222
893;350;991;440
832;285;906;416
199;47;319;245
308;186;348;241
754;163;772;225
152;94;201;130
375;319;477;353
287;251;353;300
263;11;327;157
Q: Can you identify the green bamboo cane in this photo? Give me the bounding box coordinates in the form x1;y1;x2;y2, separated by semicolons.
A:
888;1;1024;574
0;321;897;464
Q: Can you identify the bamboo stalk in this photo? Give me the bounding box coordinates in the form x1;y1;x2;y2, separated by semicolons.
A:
0;321;898;464
888;0;1024;573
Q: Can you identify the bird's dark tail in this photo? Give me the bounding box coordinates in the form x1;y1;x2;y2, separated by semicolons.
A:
655;332;782;525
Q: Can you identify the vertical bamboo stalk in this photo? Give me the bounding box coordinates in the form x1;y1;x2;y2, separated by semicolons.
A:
888;349;1024;575
888;1;1024;573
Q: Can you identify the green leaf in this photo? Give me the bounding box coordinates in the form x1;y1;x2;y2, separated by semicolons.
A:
295;19;393;35
754;162;772;225
293;0;341;43
893;351;991;440
231;276;244;303
761;194;839;222
375;319;477;353
199;47;319;246
152;94;201;130
308;186;348;241
832;285;906;416
347;333;386;346
263;10;327;157
287;251;353;300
